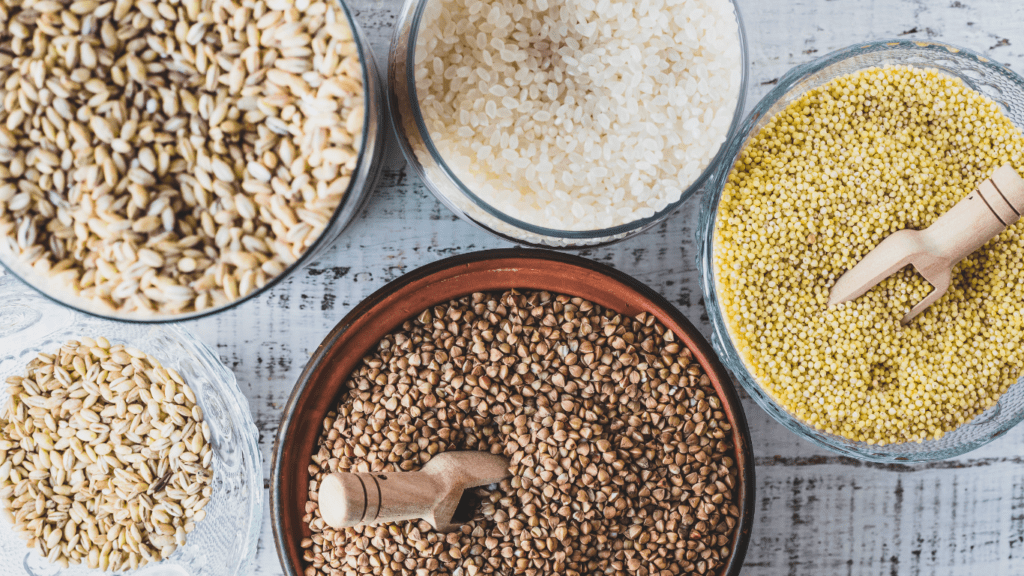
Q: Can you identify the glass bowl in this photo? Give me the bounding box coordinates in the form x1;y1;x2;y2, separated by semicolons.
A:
0;274;262;575
387;0;749;248
0;0;386;324
697;39;1024;462
272;249;756;576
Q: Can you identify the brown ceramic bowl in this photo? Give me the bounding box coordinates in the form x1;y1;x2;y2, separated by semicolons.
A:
271;249;756;576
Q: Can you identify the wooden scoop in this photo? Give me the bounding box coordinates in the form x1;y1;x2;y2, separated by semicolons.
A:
317;451;510;533
829;163;1024;324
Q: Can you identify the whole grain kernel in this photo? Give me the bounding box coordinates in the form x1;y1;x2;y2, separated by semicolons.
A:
0;339;214;570
0;0;366;316
714;65;1024;445
305;290;741;576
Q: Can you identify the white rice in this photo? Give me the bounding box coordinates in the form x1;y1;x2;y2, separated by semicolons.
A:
415;0;742;233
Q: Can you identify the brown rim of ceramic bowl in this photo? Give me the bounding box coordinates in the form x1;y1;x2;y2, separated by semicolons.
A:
271;248;756;576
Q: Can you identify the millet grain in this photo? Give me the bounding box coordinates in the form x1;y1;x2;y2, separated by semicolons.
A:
715;65;1024;444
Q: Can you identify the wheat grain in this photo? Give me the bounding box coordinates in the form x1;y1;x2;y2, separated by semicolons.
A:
0;0;366;316
0;339;214;570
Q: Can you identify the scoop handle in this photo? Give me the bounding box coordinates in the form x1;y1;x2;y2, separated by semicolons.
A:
922;164;1024;266
318;470;440;530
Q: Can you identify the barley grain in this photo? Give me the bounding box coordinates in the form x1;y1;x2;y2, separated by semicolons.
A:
0;339;214;570
0;0;366;316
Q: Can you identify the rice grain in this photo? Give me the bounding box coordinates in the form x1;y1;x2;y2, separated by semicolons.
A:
415;0;742;233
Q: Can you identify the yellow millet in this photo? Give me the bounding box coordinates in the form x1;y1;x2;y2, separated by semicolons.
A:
714;65;1024;445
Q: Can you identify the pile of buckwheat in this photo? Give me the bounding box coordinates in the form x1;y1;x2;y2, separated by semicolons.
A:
714;65;1024;445
0;337;213;570
303;290;741;576
0;0;365;315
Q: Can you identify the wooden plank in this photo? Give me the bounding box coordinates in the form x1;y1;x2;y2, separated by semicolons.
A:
171;0;1024;573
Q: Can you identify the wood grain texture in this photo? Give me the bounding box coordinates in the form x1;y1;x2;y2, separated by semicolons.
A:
177;0;1024;574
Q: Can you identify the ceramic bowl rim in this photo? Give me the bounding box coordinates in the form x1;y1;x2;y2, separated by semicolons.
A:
271;248;756;576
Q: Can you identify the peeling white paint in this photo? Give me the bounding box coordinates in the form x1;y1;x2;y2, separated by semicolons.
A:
190;0;1024;574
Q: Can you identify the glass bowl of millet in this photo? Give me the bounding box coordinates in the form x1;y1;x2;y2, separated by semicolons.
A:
698;39;1024;462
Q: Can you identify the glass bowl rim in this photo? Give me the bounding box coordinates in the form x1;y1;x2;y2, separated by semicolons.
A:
697;38;1024;462
0;0;380;324
395;0;750;241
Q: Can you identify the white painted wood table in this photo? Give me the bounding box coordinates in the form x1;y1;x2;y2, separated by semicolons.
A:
185;0;1024;574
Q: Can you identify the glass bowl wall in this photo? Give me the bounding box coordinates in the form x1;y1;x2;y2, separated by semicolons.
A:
388;0;749;248
0;275;262;575
0;0;386;323
697;39;1024;462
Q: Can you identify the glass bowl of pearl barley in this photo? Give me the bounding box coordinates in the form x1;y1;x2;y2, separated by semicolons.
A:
0;0;386;322
388;0;749;247
698;39;1024;462
0;275;262;574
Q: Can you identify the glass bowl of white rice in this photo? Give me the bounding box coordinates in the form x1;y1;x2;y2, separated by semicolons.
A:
388;0;749;247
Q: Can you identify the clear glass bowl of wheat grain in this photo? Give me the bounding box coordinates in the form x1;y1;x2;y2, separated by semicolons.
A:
0;274;262;575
